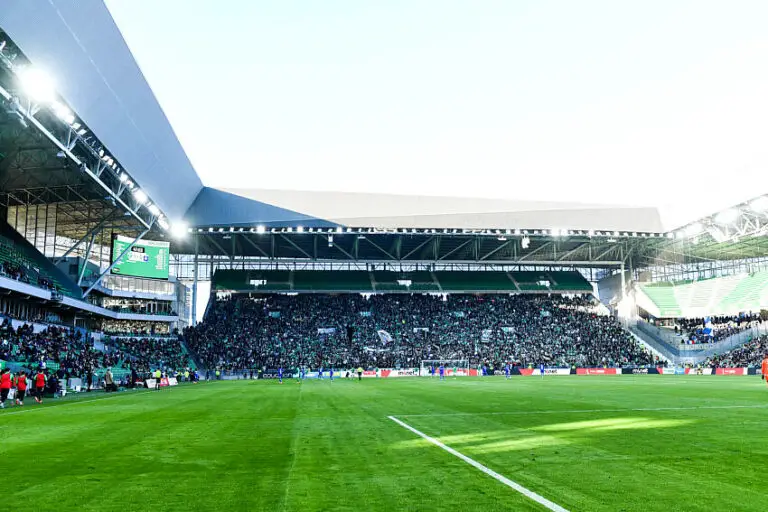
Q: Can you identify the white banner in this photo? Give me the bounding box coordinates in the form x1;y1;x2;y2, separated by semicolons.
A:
168;377;178;386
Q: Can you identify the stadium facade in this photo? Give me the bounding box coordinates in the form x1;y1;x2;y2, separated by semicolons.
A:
0;2;767;365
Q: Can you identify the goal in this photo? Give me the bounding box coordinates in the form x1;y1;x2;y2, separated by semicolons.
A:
420;359;470;377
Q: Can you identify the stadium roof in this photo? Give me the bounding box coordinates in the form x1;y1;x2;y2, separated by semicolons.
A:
2;1;767;256
186;187;664;233
0;1;202;224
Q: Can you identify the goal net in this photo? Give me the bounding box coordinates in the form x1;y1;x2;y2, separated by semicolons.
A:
420;359;470;377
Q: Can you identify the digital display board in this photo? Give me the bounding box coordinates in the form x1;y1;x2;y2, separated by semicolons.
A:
111;235;170;280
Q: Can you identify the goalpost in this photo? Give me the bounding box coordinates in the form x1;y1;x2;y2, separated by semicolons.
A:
420;359;471;377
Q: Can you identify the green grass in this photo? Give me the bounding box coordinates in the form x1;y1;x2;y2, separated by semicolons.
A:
2;376;768;511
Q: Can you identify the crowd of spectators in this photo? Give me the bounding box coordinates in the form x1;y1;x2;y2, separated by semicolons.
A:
675;314;763;344
704;335;768;367
0;319;113;378
0;315;190;385
2;261;26;282
104;336;190;374
102;320;171;336
184;294;657;371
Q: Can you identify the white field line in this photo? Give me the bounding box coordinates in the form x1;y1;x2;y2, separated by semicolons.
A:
388;415;569;512
397;403;768;418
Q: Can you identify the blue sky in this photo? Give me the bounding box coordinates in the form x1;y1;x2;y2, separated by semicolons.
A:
105;0;768;228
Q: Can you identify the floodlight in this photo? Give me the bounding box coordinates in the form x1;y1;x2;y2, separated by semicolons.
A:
157;217;169;230
714;209;739;224
147;204;160;216
132;188;148;205
514;229;521;236
52;102;75;124
521;236;531;249
336;226;343;233
18;67;56;104
72;122;81;130
76;129;87;136
587;230;594;237
296;226;304;233
171;222;188;238
749;196;768;212
256;225;266;234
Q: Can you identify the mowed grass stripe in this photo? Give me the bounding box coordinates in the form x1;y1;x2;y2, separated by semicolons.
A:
1;377;767;511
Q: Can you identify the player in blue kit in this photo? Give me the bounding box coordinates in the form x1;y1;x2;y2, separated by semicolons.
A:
540;363;545;379
278;367;283;384
318;366;323;380
504;363;511;380
329;368;334;382
439;364;445;381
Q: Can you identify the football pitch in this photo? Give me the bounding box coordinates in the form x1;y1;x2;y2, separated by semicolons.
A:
2;376;767;511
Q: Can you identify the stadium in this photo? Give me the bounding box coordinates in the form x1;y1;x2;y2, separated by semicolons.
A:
1;2;768;511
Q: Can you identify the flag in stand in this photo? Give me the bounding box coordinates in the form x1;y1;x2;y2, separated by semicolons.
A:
377;330;393;345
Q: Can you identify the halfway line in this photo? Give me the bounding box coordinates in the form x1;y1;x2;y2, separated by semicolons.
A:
388;415;569;512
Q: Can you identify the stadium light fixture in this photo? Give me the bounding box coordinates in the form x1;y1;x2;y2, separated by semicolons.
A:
714;209;739;224
76;128;87;136
51;101;75;124
157;217;169;230
147;204;160;216
587;230;594;237
18;67;56;104
170;222;188;238
132;188;148;205
296;226;304;233
749;196;768;212
336;226;343;234
256;225;266;234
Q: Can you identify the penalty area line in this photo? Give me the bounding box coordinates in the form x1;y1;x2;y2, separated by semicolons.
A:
387;415;569;512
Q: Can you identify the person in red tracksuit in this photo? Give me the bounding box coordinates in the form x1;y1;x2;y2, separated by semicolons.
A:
34;369;46;404
14;371;27;406
0;368;11;409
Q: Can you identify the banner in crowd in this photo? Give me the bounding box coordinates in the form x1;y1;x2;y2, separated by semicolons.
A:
159;377;170;387
377;330;393;344
576;368;619;375
317;328;336;335
168;377;179;386
145;378;156;388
